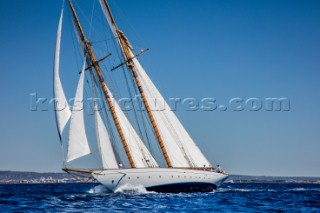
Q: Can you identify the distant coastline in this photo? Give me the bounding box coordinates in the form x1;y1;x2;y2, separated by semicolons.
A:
1;171;319;185
0;171;96;184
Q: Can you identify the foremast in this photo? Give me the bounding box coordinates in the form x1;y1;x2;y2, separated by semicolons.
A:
68;0;136;168
101;0;173;168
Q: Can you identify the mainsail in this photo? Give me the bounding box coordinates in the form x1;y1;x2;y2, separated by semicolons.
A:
53;6;71;140
132;56;211;168
99;0;211;168
66;62;91;162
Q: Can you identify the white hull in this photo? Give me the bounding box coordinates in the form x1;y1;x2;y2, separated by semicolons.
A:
92;168;228;193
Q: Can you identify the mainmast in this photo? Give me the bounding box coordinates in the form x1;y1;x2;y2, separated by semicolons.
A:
101;0;173;168
68;0;136;168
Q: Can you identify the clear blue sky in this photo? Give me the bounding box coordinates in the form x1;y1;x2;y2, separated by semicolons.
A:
0;0;319;176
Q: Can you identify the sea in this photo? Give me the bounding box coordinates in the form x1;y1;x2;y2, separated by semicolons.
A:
0;182;319;212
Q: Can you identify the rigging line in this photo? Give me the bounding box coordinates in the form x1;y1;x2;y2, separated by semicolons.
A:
90;3;117;55
198;135;218;166
90;37;119;45
110;0;163;86
72;0;107;44
92;45;121;100
64;170;92;182
66;3;81;73
100;64;120;107
109;0;147;50
83;70;92;106
88;0;96;39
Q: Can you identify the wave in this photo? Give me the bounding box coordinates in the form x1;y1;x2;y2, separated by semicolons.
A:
227;179;320;184
217;188;276;192
217;187;320;193
288;187;320;192
87;185;110;194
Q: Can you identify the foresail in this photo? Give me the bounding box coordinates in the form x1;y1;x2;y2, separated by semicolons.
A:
108;89;158;168
132;55;211;168
66;62;91;162
94;105;119;169
53;6;71;140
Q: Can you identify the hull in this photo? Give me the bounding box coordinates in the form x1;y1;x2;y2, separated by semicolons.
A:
92;168;228;193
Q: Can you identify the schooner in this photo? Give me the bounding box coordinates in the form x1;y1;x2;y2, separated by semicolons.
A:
53;0;228;193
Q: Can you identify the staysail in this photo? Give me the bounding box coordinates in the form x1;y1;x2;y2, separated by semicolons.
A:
108;88;158;168
53;6;71;140
66;62;91;162
91;75;119;169
95;108;119;169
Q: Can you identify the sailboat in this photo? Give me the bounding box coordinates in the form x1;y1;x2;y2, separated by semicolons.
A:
53;0;228;193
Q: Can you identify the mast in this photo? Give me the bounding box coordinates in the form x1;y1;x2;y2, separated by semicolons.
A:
68;0;136;168
101;0;172;168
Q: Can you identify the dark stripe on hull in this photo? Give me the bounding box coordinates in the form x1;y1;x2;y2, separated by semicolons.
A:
146;182;217;193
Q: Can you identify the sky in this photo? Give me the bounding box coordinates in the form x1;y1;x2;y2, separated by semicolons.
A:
0;0;320;177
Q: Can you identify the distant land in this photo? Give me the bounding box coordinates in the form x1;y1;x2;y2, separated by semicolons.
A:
0;171;96;184
1;171;319;184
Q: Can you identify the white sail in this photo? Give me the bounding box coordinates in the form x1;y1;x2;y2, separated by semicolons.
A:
132;55;211;168
108;89;158;168
66;62;91;162
98;1;210;168
94;105;119;169
53;6;71;140
99;1;158;168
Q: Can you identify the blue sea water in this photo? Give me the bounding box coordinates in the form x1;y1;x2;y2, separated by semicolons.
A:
0;183;319;212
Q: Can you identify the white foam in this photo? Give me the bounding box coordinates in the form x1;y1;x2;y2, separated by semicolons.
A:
114;183;155;194
87;185;110;194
